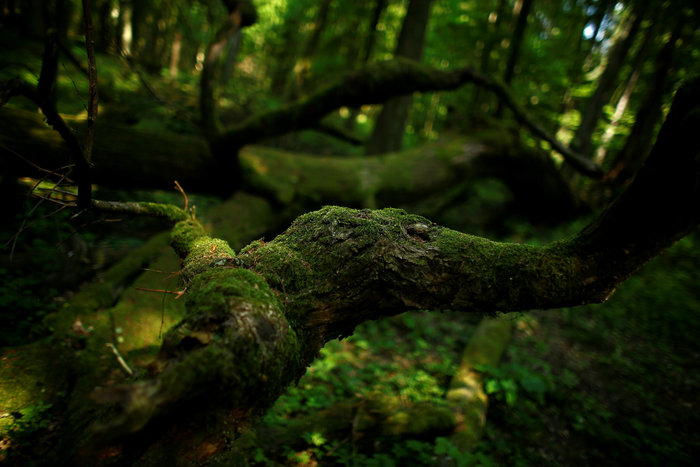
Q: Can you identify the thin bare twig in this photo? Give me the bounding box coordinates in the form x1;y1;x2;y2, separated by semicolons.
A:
7;174;69;258
105;343;134;377
33;196;75;207
140;268;180;274
1;143;75;182
173;180;188;213
32;186;79;199
36;11;92;209
61;62;89;113
136;287;186;299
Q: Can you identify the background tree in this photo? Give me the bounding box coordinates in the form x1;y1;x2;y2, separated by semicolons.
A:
569;0;647;158
494;0;533;117
366;0;433;154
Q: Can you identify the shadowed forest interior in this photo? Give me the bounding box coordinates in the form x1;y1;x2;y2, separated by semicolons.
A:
0;0;699;465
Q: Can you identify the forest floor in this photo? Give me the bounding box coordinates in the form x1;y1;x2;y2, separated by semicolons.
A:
2;186;698;466
3;193;699;466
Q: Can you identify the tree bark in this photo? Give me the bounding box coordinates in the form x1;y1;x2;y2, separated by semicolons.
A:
2;53;602;177
199;2;254;144
447;316;513;451
268;3;307;95
213;58;602;177
472;0;507;114
344;0;388;131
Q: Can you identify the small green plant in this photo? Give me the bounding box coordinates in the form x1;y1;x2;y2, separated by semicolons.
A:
5;401;54;451
477;361;552;407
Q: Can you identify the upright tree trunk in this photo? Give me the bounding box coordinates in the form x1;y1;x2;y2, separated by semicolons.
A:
94;0;113;53
139;10;165;72
570;2;646;157
608;23;681;185
586;0;613;48
556;0;613;119
472;0;507;115
269;3;306;95
495;0;534;117
55;0;73;45
594;19;657;165
366;0;433;155
503;0;533;86
130;0;147;57
362;0;387;64
169;31;182;78
593;67;638;164
345;0;388;131
285;0;332;99
117;0;133;55
20;0;44;39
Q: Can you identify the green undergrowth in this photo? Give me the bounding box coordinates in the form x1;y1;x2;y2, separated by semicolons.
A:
249;310;482;465
473;232;700;466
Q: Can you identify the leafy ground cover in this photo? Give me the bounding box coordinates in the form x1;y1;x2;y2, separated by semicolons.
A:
477;232;700;466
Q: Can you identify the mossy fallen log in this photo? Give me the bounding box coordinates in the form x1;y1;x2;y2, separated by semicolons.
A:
0;107;580;221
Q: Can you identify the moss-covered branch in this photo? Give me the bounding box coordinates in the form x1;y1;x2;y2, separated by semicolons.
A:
89;200;190;223
88;77;697;450
215;58;602;177
1;79;696;464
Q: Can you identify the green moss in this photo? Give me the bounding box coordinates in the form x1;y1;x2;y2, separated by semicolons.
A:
107;267;304;434
139;202;189;223
238;241;312;294
108;251;186;359
205;192;281;251
170;219;207;258
433;226;576;305
0;343;66;435
185;268;280;316
384;403;455;436
181;237;237;281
